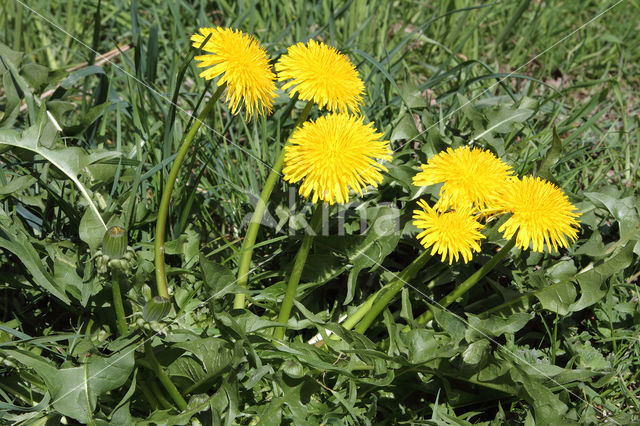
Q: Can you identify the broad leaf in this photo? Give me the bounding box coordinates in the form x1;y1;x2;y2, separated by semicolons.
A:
4;348;134;424
0;114;112;230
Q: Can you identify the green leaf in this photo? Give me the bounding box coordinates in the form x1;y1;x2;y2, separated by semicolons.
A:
0;41;24;68
174;337;234;385
571;341;610;370
21;63;50;92
465;313;533;342
472;106;533;142
0;208;70;304
61;65;106;89
537;126;563;182
0;117;108;231
462;339;491;367
400;329;439;364
63;102;111;136
569;243;634;312
390;114;419;143
584;188;640;240
200;254;238;298
536;280;576;315
80;207;107;252
342;206;402;304
433;306;466;344
0;175;36;196
4;347;134;424
53;250;92;305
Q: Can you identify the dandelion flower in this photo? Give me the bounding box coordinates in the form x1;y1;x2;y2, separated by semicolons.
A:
412;200;485;264
497;176;580;252
191;27;276;119
283;114;391;204
413;147;512;210
276;40;364;113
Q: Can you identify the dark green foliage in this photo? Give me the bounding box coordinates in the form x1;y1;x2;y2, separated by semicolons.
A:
1;0;639;424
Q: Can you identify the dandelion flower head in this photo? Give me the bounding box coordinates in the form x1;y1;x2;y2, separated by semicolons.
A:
191;27;276;119
276;40;364;113
496;176;580;252
413;147;513;210
412;200;485;264
283;114;391;205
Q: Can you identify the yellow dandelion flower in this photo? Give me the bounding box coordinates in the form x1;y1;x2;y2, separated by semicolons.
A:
497;176;580;252
283;114;391;204
191;27;276;119
412;200;485;264
413;147;513;210
276;40;364;113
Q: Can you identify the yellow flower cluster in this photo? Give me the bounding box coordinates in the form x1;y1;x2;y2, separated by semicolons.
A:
191;26;389;206
412;146;580;264
189;26;581;262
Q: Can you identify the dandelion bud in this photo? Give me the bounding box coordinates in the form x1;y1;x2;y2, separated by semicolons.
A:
102;226;128;259
143;296;171;322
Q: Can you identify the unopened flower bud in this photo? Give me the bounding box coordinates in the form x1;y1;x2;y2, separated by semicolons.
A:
103;226;128;259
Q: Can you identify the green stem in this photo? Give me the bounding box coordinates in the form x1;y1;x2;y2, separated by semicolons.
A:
353;249;432;334
274;204;324;340
154;85;225;299
413;235;517;326
139;380;161;410
144;341;188;411
233;100;314;309
111;271;128;336
149;381;174;410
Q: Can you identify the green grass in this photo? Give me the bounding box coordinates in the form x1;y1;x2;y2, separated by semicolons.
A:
1;0;639;423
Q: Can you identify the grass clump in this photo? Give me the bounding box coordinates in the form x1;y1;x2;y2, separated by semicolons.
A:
0;0;638;423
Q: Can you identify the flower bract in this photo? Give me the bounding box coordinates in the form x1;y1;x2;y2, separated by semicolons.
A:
496;176;580;252
412;200;485;264
191;27;276;119
276;40;364;113
413;147;513;210
283;114;391;204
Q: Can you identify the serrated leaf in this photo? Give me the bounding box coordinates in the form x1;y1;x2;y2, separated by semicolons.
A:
584;187;640;239
0;208;70;304
174;337;234;383
569;243;634;312
0;119;107;230
4;348;134;424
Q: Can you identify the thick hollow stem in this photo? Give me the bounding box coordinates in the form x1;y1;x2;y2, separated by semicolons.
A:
111;271;128;336
274;204;324;340
413;235;517;326
144;341;188;411
154;85;225;299
352;249;432;334
233;101;314;309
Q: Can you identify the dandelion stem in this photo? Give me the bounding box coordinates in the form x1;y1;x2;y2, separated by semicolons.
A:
154;85;225;299
144;341;188;411
233;100;314;309
111;271;128;336
412;235;517;327
353;249;432;334
274;204;324;340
